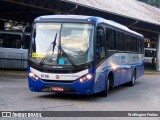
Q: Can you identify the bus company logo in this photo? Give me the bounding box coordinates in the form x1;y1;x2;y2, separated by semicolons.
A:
55;75;60;79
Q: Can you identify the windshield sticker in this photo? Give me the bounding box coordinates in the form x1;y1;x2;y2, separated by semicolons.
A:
58;58;65;65
32;52;45;58
37;24;60;29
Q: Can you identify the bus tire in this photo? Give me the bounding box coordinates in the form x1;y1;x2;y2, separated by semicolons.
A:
99;79;109;97
128;70;136;86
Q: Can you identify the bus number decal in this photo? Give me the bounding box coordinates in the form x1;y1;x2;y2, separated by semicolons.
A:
32;52;45;58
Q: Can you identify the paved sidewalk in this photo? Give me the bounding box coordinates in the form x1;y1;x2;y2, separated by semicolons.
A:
0;70;27;77
144;69;160;75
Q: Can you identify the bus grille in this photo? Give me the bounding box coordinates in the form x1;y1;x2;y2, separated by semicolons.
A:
41;79;75;83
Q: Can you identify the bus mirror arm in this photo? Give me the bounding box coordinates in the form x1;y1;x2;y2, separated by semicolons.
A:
21;34;27;48
22;25;32;48
23;25;32;33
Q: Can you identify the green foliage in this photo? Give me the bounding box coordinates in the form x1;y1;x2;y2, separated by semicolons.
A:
138;0;160;8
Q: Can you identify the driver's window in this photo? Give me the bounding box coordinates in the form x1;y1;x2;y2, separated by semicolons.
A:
96;26;106;64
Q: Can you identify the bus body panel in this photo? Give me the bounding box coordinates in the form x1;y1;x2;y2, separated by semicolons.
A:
94;52;144;92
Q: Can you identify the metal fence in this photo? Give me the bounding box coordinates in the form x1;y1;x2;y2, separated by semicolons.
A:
0;52;28;70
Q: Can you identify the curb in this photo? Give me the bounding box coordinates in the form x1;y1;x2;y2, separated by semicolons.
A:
144;69;160;75
144;72;160;75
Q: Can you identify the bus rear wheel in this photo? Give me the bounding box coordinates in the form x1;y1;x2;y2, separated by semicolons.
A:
99;79;109;97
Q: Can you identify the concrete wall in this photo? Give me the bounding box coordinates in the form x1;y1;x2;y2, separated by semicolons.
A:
156;34;160;71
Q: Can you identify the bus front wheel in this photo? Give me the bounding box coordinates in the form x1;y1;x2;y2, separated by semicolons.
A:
128;70;136;86
99;79;109;97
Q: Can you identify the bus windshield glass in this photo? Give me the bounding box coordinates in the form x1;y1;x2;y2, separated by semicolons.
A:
30;23;94;66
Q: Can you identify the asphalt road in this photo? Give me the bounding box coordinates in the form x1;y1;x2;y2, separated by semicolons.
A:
0;74;160;119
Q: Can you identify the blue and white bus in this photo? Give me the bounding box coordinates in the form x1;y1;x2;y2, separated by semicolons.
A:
27;15;144;97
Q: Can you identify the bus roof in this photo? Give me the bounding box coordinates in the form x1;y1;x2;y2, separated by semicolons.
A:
35;15;143;38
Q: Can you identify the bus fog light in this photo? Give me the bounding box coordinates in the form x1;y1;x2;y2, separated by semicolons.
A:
80;73;93;82
80;78;84;82
83;77;87;80
80;77;86;82
35;76;39;80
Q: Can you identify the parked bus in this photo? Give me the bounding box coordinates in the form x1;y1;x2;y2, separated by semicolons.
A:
0;30;30;69
27;15;144;97
144;48;156;69
144;48;157;63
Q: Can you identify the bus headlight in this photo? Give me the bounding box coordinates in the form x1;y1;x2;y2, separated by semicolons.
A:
86;74;92;79
79;73;93;82
29;72;39;80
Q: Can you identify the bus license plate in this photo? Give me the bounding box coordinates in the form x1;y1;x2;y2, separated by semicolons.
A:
51;87;64;91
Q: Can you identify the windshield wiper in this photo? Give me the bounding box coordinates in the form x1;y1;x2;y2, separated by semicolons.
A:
59;46;79;68
58;24;78;68
39;33;57;66
59;47;93;68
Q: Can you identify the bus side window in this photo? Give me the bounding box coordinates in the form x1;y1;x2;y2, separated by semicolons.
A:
132;36;137;53
138;38;141;53
16;39;21;48
107;28;116;50
0;34;4;47
116;31;124;51
0;33;21;48
96;27;106;63
125;34;132;52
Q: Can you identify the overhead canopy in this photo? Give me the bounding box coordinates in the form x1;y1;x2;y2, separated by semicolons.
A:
0;0;160;33
64;0;160;26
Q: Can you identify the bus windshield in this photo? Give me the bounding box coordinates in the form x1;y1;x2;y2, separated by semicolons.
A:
30;23;94;66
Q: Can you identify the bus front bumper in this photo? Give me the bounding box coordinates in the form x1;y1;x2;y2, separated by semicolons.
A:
28;76;95;95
